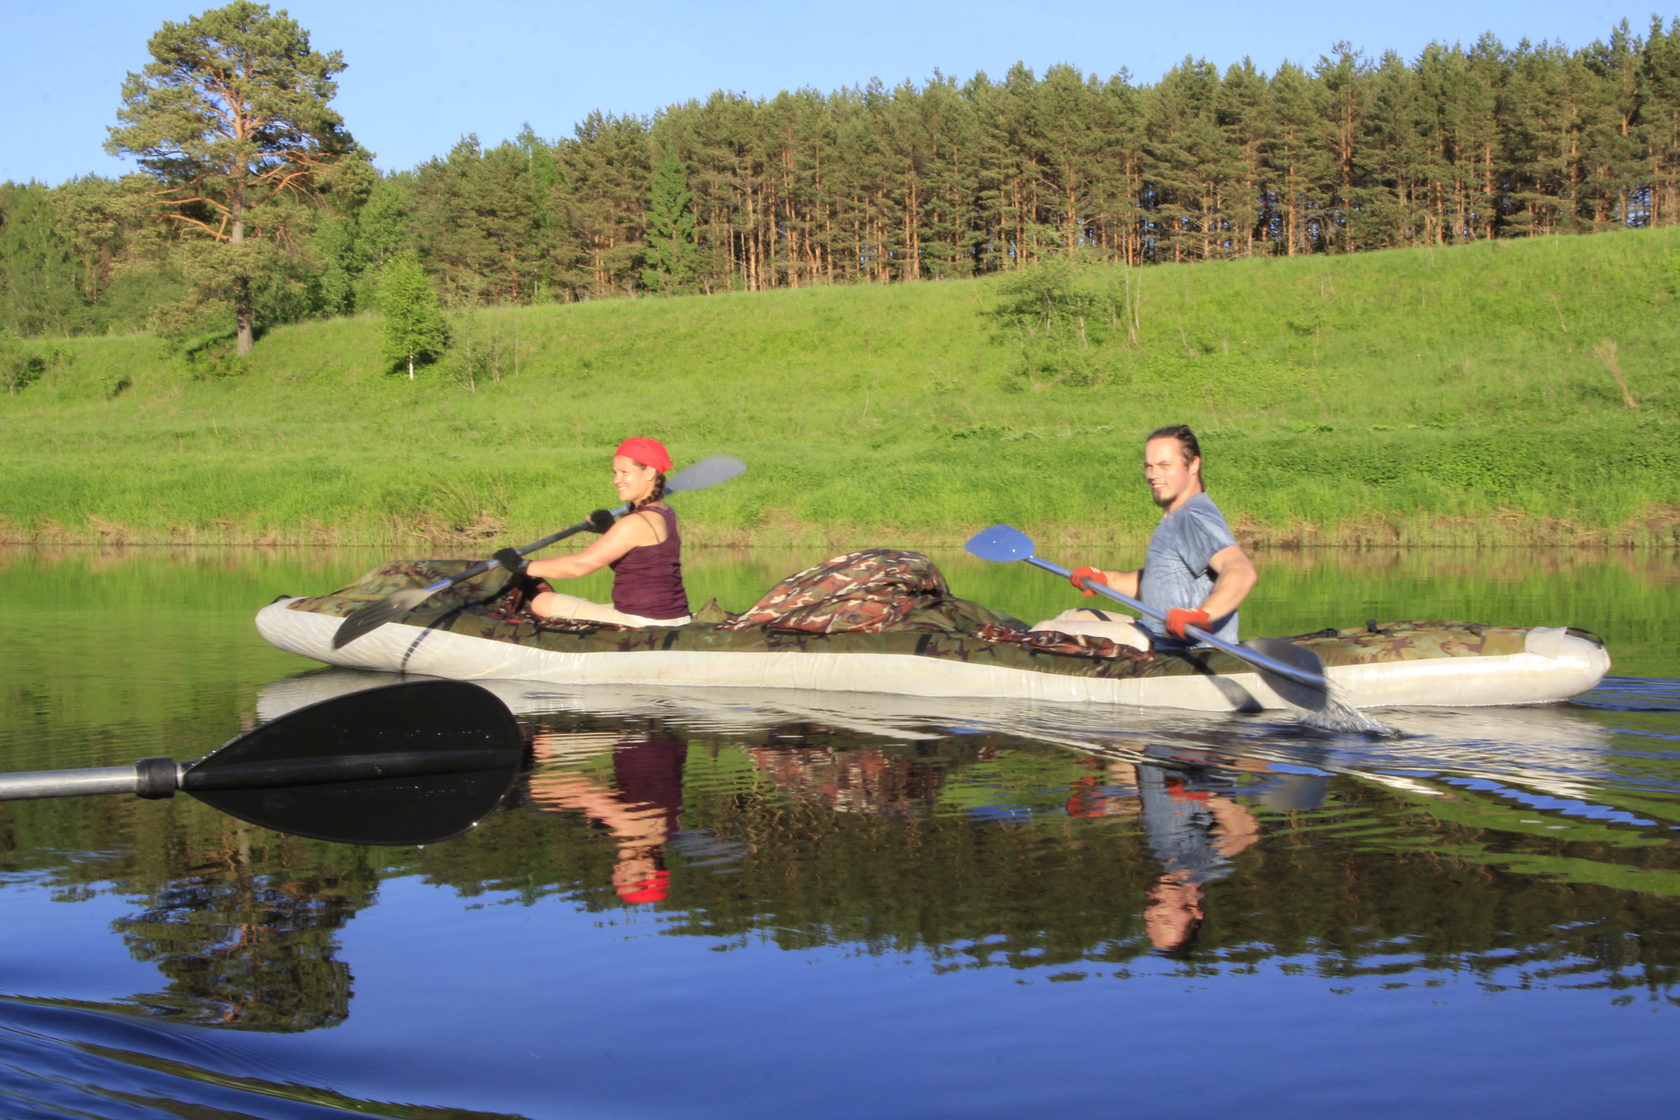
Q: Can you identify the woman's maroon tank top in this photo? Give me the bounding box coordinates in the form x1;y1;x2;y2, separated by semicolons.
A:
609;504;688;620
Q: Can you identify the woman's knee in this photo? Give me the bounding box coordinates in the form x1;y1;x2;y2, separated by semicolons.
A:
529;591;571;619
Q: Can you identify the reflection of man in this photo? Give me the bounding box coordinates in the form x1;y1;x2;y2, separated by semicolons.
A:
1142;878;1206;956
527;731;685;904
1138;764;1261;955
1065;757;1262;955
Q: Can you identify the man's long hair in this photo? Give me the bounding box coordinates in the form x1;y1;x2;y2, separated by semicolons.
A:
1147;424;1204;487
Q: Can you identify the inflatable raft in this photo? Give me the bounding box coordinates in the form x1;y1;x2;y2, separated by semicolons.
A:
255;551;1611;713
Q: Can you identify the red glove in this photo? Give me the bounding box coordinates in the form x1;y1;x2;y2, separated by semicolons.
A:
1069;566;1107;597
1165;607;1210;639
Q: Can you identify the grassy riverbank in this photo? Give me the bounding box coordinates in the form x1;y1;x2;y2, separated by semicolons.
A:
4;228;1677;549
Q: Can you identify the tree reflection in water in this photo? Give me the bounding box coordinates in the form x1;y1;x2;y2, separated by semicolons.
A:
81;669;1680;1036
110;826;373;1030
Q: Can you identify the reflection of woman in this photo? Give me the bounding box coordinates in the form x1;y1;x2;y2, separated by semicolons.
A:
527;730;685;904
499;437;690;627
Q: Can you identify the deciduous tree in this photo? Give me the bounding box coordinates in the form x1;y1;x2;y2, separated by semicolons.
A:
378;253;449;379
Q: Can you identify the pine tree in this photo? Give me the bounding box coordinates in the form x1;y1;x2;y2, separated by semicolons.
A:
0;184;86;335
105;1;359;354
1364;50;1436;245
642;153;699;293
559;112;653;296
1314;44;1375;252
1636;18;1680;226
1262;61;1327;254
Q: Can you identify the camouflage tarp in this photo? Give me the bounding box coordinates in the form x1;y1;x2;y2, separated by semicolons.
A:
715;548;1152;662
719;549;955;634
1284;619;1535;662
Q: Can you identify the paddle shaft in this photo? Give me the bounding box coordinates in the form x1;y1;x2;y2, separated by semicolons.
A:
0;747;524;802
331;455;746;649
1027;555;1329;693
417;453;749;590
0;763;176;801
411;512;611;599
327;512;610;649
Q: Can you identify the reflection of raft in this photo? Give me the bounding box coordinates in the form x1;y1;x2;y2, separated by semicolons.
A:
256;552;1611;712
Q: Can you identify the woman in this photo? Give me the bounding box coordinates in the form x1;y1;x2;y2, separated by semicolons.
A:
498;437;691;627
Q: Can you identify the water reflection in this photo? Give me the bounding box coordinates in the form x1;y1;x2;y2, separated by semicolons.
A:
525;728;685;904
1067;759;1254;955
5;545;1679;1117
450;674;1334;963
110;850;363;1030
1067;743;1336;955
751;745;944;821
3;662;1678;1047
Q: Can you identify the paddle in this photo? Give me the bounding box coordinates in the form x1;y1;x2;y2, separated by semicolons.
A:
332;454;747;648
0;679;524;845
963;523;1335;714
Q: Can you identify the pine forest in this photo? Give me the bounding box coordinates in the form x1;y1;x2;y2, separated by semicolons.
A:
4;14;1680;346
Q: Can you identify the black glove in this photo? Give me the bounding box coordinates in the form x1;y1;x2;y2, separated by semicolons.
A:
493;548;527;578
587;509;614;533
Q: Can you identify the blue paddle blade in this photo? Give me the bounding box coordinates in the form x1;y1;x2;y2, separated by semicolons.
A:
1240;637;1332;713
964;523;1035;563
668;454;746;493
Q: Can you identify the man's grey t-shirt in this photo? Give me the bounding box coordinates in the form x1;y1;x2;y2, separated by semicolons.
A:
1138;492;1240;644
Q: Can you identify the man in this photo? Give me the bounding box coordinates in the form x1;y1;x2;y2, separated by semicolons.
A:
1063;424;1257;647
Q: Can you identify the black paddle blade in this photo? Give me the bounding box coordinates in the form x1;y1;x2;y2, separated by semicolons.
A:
332;587;440;649
182;679;523;846
964;524;1035;563
1242;637;1332;713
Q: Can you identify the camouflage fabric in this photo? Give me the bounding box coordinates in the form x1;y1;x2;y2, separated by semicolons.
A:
711;547;1152;663
1288;620;1532;663
719;549;957;633
982;624;1143;661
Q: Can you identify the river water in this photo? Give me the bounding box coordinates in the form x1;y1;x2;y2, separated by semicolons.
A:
1;544;1676;1118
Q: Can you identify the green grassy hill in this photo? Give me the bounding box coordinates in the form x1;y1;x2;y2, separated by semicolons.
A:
4;229;1677;549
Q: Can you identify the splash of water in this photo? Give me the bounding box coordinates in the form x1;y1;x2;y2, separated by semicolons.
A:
1298;693;1405;737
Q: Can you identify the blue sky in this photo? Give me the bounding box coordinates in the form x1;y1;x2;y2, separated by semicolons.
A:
2;0;1666;185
